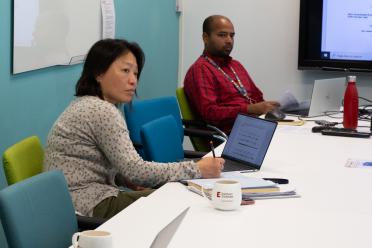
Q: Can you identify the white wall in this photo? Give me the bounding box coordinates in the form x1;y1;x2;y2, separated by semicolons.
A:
179;0;372;103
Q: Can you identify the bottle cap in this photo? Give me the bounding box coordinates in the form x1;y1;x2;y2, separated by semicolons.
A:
347;75;356;82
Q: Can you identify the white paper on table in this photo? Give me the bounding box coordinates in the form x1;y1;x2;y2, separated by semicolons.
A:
278;90;299;111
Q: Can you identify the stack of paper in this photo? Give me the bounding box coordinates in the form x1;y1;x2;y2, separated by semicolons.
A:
279;90;310;113
185;172;279;194
184;172;300;200
242;185;299;200
184;172;277;197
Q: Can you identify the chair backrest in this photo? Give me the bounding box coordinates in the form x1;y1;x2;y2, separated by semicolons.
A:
2;136;44;185
0;167;7;190
141;115;184;163
0;167;9;248
176;87;196;121
124;96;184;159
0;170;77;248
176;88;210;152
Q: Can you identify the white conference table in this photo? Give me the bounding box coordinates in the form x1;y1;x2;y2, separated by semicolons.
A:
97;118;372;248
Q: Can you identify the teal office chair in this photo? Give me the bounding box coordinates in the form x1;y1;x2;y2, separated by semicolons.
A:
0;167;7;194
2;136;105;231
124;96;207;160
0;167;9;248
141;115;184;163
0;170;77;248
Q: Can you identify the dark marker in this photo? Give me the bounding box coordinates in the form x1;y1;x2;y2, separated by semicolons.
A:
210;141;216;158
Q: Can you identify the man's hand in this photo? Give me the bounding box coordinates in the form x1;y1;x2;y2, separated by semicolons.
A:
247;101;280;115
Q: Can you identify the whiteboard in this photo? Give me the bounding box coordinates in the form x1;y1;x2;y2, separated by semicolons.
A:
13;0;102;74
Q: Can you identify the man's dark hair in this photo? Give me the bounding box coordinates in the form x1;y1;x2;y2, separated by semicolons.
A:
75;38;145;98
203;15;230;35
202;16;215;35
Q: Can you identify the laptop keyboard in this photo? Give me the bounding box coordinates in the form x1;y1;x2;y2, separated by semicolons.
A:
223;159;258;172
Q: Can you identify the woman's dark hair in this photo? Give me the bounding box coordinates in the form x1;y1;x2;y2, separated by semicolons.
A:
75;38;145;98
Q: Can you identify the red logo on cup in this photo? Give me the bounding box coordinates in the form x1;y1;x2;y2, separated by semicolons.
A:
216;192;221;198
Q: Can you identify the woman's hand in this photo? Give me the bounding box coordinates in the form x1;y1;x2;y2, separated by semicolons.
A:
196;157;225;178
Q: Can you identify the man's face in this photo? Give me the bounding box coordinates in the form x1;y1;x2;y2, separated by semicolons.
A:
203;18;235;57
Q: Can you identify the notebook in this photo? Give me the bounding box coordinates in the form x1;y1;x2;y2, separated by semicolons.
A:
307;77;346;116
222;114;277;172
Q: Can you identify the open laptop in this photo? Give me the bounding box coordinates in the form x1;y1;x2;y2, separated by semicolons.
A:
150;207;189;248
307;77;346;116
222;114;277;172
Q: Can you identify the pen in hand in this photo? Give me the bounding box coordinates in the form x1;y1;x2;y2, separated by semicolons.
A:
210;141;216;158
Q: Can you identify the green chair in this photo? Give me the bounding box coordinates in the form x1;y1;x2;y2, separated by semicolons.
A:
176;87;197;123
2;136;105;231
0;170;77;248
176;87;227;152
2;136;43;185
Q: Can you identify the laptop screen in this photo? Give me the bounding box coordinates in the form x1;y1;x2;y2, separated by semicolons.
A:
308;77;345;116
222;114;277;169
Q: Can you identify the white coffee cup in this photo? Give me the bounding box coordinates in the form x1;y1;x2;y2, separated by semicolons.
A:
72;230;113;248
211;180;242;211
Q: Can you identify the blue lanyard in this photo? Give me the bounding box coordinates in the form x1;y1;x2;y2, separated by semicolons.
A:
204;55;255;104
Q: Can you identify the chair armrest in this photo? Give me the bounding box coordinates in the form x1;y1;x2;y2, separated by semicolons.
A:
76;214;107;231
184;150;207;158
182;119;228;139
182;119;208;127
132;142;143;149
205;124;228;139
184;128;227;143
184;127;217;138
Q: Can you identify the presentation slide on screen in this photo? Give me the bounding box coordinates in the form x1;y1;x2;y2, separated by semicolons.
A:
321;0;372;61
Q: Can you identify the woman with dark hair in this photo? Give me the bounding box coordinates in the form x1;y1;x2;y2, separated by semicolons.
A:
44;39;224;218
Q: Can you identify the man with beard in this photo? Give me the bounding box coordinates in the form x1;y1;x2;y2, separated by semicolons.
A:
184;15;280;133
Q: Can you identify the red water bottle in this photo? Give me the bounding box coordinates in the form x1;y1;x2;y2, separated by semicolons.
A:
343;76;358;129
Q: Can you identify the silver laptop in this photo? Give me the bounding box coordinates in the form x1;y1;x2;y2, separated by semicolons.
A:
308;77;346;116
222;114;277;172
150;207;189;248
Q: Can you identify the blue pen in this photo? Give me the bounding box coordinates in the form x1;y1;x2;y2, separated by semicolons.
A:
362;162;372;167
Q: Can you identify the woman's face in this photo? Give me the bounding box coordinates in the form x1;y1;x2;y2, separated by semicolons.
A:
97;51;138;104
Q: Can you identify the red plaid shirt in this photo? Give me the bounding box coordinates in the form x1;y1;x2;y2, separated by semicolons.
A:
184;52;264;133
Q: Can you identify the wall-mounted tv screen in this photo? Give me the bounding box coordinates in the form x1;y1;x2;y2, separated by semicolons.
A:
298;0;372;72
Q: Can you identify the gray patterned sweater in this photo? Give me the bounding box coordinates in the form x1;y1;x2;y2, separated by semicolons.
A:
44;96;201;216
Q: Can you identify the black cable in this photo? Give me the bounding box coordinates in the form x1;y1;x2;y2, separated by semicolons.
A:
324;111;344;119
359;96;372;103
297;111;342;122
289;109;371;130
